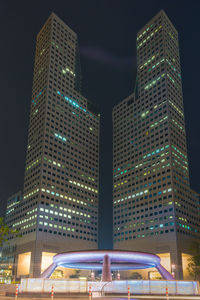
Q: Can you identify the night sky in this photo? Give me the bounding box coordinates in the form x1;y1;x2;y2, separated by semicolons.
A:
1;0;200;249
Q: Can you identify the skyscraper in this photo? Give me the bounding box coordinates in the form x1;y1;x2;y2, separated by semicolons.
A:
4;13;100;278
113;10;200;279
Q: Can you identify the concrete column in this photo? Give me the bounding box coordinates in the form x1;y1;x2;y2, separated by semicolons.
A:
170;250;183;280
102;254;112;281
31;243;42;278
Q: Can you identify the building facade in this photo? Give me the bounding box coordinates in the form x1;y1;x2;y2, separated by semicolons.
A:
0;191;22;280
4;13;100;278
113;10;200;279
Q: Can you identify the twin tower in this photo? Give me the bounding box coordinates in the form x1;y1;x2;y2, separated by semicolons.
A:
4;10;200;280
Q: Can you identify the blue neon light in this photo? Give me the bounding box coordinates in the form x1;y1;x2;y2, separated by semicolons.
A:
54;132;67;142
57;90;94;117
32;88;45;106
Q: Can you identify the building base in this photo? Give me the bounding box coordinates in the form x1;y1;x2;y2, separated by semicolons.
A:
19;278;199;295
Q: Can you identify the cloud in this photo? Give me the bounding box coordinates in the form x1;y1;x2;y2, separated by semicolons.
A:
80;46;135;70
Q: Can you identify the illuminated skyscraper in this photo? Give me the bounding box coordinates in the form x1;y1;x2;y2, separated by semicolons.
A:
4;13;100;278
113;10;200;279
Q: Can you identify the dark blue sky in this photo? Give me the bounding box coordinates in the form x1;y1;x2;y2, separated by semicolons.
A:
0;0;200;249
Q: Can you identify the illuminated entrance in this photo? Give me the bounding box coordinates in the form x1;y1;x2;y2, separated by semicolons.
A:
17;252;31;277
